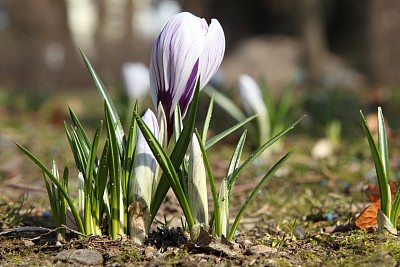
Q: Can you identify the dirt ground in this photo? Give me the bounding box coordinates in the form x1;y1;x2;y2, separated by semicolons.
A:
1;90;400;266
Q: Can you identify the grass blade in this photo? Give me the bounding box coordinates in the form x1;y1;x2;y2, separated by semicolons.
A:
360;110;390;217
16;144;84;234
83;121;103;234
203;86;247;122
377;107;390;183
80;49;125;156
227;148;295;241
229;116;304;188
205;115;257;150
202;94;214;144
105;105;124;238
227;130;247;202
124;102;138;192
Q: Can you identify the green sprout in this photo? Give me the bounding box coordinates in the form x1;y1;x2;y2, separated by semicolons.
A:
360;107;399;234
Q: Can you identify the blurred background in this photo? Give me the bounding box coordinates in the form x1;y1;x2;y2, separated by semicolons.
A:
1;0;400;91
2;0;400;135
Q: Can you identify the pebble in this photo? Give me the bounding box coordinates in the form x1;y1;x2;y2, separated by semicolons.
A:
236;239;253;246
265;259;278;266
293;226;306;239
23;240;35;247
144;246;158;258
55;249;103;265
245;244;277;255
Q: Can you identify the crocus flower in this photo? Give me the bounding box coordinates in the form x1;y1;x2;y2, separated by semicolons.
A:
187;133;208;226
122;62;150;101
150;12;225;133
238;74;270;145
128;109;160;244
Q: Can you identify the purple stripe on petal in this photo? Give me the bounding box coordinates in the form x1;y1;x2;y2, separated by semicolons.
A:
179;59;199;117
149;12;226;138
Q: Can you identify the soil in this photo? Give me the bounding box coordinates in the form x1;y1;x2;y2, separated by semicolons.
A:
1;90;400;266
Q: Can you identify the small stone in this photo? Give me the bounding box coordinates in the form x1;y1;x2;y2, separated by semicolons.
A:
265;259;278;267
24;240;35;247
155;252;163;257
144;246;158;258
236;239;253;246
293;226;306;239
55;249;103;265
245;244;277;255
311;138;334;160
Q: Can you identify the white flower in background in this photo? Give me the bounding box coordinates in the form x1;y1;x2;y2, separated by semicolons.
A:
122;62;150;101
238;74;270;145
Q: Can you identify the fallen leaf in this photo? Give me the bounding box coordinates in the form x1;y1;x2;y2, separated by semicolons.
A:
364;180;398;202
355;200;380;231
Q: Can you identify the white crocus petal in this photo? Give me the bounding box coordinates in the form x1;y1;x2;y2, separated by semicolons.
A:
238;74;267;116
150;12;205;118
218;178;229;237
129;109;160;243
152;103;168;200
188;133;208;225
238;74;270;143
77;172;85;220
122;62;150;101
150;12;226;129
199;19;225;88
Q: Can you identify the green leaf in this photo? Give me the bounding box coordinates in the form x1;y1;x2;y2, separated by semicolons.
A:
360;110;390;218
202;94;214;144
43;172;60;228
105;104;124;239
16;144;84;234
227;130;247;202
64;123;88;174
80;49;125;156
377;107;390;183
205;115;257;149
93;140;109;233
203;86;246;122
229;116;304;188
123;102;139;192
83;121;103;234
275;84;294;130
68;106;91;150
227;148;295;241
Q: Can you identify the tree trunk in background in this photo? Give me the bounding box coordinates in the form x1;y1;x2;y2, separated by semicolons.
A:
95;0;107;68
368;0;400;86
182;0;211;18
297;0;328;86
6;0;81;88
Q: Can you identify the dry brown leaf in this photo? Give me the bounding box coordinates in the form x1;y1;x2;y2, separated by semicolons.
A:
364;180;398;202
355;200;380;230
